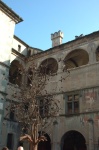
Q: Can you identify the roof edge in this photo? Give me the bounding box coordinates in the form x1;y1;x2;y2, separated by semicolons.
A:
0;1;23;24
14;35;29;47
14;35;43;52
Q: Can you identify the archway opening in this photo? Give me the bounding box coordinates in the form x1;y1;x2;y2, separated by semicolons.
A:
9;60;23;86
61;130;87;150
38;132;51;150
64;49;89;69
39;58;58;75
96;46;99;61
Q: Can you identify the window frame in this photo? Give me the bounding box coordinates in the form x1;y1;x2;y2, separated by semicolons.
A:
39;98;49;118
38;96;52;118
18;44;21;52
65;93;80;115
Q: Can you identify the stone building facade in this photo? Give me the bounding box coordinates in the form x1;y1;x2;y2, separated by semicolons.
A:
1;1;99;150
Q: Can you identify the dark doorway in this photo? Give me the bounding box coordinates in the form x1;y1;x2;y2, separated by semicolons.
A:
7;133;14;150
61;130;87;150
38;132;51;150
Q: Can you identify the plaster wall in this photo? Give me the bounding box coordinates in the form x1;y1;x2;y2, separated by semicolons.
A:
12;38;28;57
0;10;15;65
0;6;19;150
27;38;99;150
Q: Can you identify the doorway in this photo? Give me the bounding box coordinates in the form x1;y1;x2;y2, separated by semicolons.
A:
61;130;87;150
7;133;14;150
38;133;51;150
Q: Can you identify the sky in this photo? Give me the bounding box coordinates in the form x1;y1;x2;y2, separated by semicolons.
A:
3;0;99;50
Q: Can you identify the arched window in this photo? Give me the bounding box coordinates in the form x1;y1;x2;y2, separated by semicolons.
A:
18;45;21;52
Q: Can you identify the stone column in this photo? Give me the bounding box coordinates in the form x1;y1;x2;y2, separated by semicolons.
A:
87;43;96;64
88;118;94;150
52;120;60;150
58;61;62;73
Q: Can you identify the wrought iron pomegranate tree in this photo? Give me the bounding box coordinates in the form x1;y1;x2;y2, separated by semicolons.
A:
8;62;61;150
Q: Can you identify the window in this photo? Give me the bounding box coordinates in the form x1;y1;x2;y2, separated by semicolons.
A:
39;97;49;118
67;94;79;114
28;49;31;56
18;45;21;52
9;110;15;121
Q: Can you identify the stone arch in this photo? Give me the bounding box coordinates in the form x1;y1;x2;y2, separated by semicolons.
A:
96;46;99;61
38;132;51;150
61;130;87;150
39;58;58;75
9;60;23;86
64;49;89;69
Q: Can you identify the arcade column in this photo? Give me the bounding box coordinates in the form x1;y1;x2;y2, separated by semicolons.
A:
52;120;60;150
88;118;94;150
